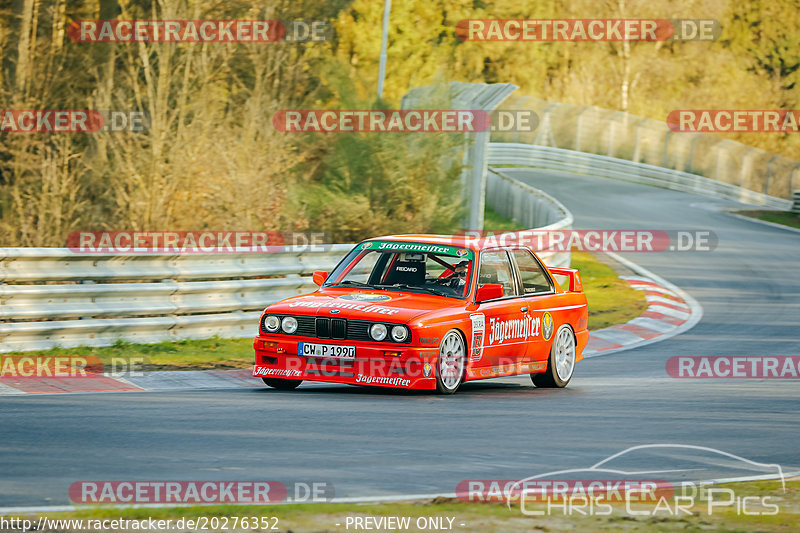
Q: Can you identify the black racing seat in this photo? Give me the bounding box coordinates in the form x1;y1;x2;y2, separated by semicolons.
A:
384;261;426;285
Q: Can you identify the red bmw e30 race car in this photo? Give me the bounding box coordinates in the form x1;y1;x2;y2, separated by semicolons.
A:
253;235;588;394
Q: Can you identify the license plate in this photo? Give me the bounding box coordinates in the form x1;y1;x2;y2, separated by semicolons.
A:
298;342;356;359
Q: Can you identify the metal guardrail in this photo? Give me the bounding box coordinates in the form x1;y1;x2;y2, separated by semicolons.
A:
487;167;574;230
488;143;794;211
0;247;353;352
0;186;573;352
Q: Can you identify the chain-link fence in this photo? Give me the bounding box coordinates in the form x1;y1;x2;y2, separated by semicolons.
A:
493;98;800;201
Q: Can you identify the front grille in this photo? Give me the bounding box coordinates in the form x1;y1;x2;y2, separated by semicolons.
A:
315;318;330;338
295;316;316;336
314;318;347;339
347;320;371;342
331;318;346;339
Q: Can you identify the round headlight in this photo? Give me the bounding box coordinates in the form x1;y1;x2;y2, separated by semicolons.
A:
370;323;388;341
281;316;298;334
391;325;409;342
263;315;280;333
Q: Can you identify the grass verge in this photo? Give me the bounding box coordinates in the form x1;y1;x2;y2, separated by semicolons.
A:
733;209;800;230
1;338;255;372
13;479;799;533
570;250;647;330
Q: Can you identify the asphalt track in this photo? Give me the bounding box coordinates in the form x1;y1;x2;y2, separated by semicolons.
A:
1;170;799;508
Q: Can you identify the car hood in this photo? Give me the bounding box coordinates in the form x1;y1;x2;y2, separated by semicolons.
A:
265;289;460;323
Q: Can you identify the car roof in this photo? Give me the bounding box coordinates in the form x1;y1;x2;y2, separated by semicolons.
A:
364;233;527;253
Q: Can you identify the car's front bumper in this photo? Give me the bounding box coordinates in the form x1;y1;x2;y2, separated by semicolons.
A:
253;335;439;389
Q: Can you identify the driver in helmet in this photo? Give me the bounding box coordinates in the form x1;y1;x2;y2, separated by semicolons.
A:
450;260;469;287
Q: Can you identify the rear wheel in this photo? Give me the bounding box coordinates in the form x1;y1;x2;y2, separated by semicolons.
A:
531;325;576;388
261;377;303;390
436;330;466;394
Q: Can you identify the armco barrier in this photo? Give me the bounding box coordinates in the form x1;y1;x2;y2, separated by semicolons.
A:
0;223;572;352
486;167;573;230
0;246;352;352
488;143;794;211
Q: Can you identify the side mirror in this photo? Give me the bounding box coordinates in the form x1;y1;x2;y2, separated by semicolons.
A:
476;283;504;302
312;271;329;287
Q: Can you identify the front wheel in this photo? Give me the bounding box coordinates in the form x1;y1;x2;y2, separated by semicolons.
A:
436;330;467;394
261;377;303;390
531;324;576;388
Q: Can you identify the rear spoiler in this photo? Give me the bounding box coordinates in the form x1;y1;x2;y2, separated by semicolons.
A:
548;267;583;293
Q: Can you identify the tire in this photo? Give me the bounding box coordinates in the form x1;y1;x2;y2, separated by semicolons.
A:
436;329;467;394
531;324;576;388
261;377;303;390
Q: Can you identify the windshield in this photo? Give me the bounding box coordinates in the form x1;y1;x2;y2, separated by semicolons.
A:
324;241;475;298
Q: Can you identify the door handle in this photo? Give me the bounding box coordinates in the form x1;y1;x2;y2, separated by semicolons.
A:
520;306;528;312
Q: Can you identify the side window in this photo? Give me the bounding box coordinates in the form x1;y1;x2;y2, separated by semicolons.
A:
478;251;517;296
512;249;554;295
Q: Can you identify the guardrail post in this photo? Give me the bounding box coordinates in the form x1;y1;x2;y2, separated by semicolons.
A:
575;106;590;152
740;147;757;188
790;163;800;201
632;117;649;163
534;103;557;147
764;155;779;195
512;95;531;144
793;190;800;213
606;112;621;157
687;134;701;174
714;140;732;181
662;130;672;168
